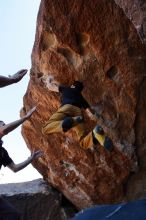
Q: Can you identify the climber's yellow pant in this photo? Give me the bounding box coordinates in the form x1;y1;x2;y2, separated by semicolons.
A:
42;104;94;149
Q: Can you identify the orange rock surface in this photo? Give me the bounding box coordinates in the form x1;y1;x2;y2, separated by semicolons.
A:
22;0;146;209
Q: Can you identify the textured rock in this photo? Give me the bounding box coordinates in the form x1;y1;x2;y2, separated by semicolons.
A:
115;0;146;43
0;179;76;220
22;0;146;209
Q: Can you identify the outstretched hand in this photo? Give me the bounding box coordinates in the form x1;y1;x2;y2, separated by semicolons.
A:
24;106;36;120
9;69;27;83
31;150;43;160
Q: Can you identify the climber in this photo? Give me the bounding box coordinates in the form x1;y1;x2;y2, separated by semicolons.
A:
0;107;43;220
0;69;27;88
42;76;113;151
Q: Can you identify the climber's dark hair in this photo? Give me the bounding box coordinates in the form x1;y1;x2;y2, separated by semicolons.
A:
73;80;84;91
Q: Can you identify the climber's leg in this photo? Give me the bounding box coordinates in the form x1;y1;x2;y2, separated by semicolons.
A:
42;111;65;134
79;131;94;149
73;122;86;140
79;125;113;151
42;104;82;135
62;116;83;132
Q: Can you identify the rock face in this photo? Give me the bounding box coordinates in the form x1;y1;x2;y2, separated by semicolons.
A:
22;0;146;209
115;0;146;43
0;179;76;220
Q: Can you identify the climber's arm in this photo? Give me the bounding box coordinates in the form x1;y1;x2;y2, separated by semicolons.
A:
7;150;43;173
0;107;36;138
81;96;97;121
0;69;27;88
86;104;105;121
85;107;97;121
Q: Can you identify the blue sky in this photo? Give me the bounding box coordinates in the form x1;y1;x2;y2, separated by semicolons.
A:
0;0;41;183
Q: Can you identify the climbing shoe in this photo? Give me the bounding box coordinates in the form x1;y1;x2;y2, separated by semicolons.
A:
104;136;113;151
62;116;83;132
62;117;74;132
93;125;104;135
93;125;113;151
75;116;84;123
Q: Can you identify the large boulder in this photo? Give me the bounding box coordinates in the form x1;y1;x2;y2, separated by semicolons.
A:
22;0;146;209
0;179;76;220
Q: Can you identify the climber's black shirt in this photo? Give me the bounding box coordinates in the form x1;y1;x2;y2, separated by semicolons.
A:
59;85;90;109
0;139;13;169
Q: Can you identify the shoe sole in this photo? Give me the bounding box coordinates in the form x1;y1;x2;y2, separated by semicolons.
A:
93;129;105;146
93;129;113;151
